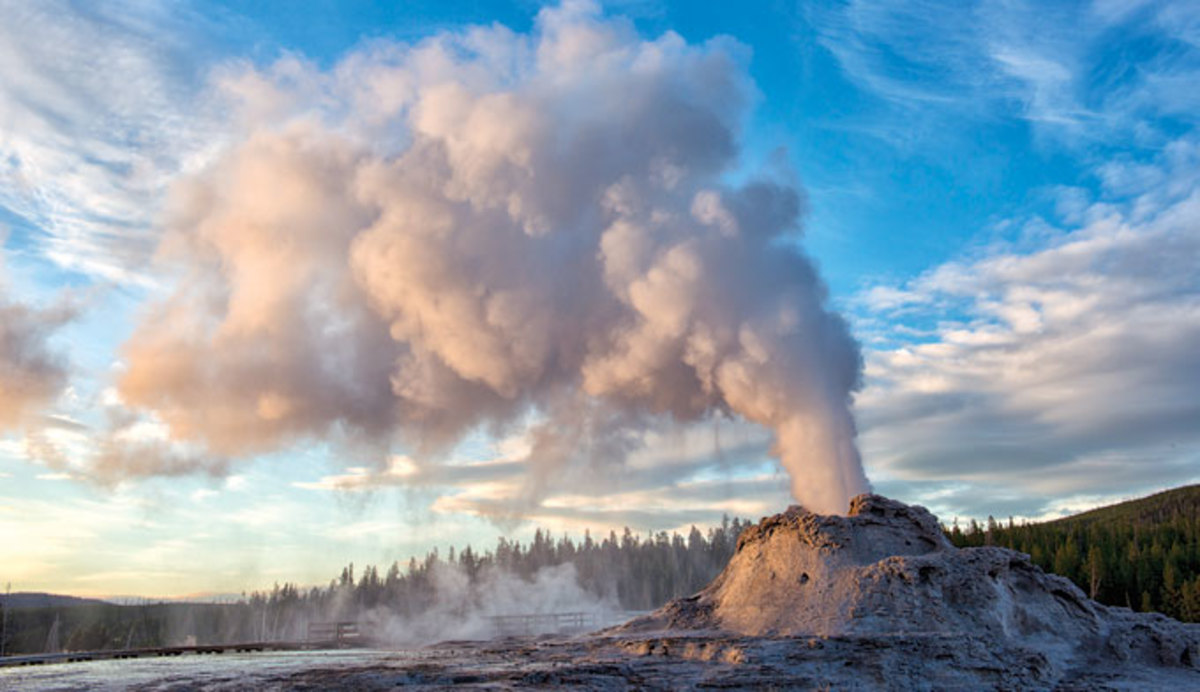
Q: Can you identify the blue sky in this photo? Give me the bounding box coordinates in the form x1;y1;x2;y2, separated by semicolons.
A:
1;0;1198;597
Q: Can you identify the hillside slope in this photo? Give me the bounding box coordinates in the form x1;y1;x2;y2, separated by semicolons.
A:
0;593;108;609
1049;485;1200;527
949;484;1200;621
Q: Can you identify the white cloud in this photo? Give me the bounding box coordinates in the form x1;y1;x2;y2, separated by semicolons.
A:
857;137;1200;516
190;488;217;502
223;474;248;492
294;455;422;491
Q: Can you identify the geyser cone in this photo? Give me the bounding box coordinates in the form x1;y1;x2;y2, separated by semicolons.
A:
617;494;1200;677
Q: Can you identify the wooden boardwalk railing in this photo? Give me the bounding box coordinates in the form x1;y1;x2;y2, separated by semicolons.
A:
306;621;363;647
486;611;597;636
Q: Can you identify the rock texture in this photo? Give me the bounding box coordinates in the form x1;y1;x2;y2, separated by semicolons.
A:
613;494;1200;689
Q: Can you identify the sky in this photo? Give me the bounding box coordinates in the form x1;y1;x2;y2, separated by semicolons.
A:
0;0;1197;598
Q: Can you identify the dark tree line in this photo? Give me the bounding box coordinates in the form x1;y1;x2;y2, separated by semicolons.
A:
0;601;260;655
280;515;748;618
947;486;1200;622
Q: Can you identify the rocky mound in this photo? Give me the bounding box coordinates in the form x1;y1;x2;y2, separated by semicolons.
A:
612;494;1200;688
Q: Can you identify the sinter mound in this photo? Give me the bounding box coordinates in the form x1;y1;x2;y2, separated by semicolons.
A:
613;494;1200;688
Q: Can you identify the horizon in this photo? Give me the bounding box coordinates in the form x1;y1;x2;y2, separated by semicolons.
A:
13;482;1193;601
2;0;1198;599
7;483;1195;602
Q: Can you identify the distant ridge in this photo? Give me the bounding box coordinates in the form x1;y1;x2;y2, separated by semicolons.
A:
0;592;108;609
1046;484;1200;526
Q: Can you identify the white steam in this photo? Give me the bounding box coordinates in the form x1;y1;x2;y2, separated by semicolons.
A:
368;562;617;645
116;2;868;514
0;239;74;431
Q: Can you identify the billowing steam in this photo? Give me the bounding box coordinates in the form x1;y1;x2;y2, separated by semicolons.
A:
117;2;868;514
366;562;618;645
0;242;73;431
0;299;72;430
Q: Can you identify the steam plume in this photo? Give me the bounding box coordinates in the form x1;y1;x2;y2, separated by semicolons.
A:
118;2;868;514
0;241;73;431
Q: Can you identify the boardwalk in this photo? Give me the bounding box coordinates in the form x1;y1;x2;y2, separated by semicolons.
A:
0;641;316;668
0;620;367;669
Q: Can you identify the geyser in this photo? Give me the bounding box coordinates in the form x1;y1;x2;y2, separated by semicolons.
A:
111;2;869;513
614;495;1200;687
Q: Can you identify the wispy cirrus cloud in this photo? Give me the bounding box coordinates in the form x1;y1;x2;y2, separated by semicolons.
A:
812;0;1200;146
0;0;227;282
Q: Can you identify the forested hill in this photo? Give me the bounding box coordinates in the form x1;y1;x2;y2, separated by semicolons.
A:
1047;485;1200;527
0;593;108;609
948;484;1200;622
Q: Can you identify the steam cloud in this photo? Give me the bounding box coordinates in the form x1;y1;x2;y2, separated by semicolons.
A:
118;2;868;514
366;562;617;645
0;245;72;431
0;299;71;430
